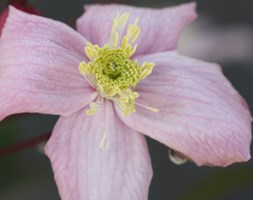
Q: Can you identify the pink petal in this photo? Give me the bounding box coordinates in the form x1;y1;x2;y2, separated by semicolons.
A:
1;0;42;35
45;101;152;200
76;3;197;54
0;7;96;121
116;51;252;166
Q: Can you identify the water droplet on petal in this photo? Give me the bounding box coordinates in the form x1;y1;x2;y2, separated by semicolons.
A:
168;149;187;165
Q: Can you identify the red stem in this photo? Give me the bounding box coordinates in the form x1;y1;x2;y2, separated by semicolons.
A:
0;132;51;156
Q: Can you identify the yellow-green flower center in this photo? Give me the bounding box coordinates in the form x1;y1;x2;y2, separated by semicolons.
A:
78;12;155;116
94;48;141;90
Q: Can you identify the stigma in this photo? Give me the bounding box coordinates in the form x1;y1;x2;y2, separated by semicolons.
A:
78;12;155;116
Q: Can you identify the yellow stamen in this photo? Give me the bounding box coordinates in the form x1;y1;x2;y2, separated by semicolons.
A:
78;12;156;116
99;132;109;150
135;102;160;112
99;101;110;150
86;102;100;116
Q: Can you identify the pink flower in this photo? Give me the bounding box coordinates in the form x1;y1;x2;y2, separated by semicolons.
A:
0;3;252;200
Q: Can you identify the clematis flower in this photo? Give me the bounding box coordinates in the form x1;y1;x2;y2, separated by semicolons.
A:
0;2;252;200
0;0;42;34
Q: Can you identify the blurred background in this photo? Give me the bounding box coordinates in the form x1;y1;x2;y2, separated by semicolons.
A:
0;0;252;199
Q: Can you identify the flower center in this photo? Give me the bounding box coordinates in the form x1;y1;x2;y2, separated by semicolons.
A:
78;12;155;116
94;48;141;90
